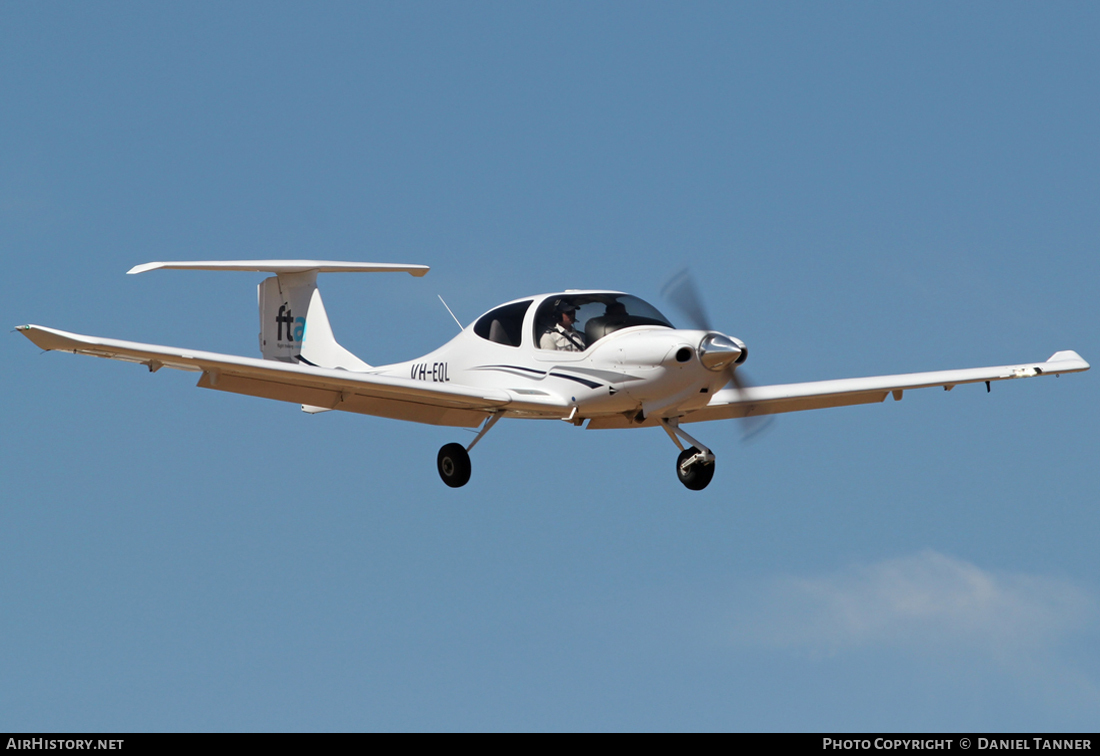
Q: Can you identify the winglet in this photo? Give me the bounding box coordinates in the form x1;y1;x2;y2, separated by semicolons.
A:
127;260;430;276
1045;350;1090;371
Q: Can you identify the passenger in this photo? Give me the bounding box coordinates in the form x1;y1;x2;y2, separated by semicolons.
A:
584;301;629;343
540;301;586;352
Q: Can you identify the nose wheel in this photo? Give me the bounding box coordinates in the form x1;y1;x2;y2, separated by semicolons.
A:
676;446;715;490
661;418;716;491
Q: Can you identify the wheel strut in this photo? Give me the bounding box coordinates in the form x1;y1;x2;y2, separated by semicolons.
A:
660;418;715;469
437;412;504;488
466;411;503;452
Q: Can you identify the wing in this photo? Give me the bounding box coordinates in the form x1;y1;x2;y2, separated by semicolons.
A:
17;324;568;427
683;351;1089;424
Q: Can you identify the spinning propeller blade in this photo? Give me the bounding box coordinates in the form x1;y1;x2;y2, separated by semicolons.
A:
723;365;775;443
661;268;712;332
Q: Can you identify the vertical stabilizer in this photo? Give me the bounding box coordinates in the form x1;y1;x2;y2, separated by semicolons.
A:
258;271;371;370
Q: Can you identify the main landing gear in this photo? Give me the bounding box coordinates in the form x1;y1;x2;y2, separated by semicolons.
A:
661;418;716;491
437;443;471;488
436;412;503;488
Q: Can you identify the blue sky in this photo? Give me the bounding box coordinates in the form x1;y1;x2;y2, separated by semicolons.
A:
3;2;1098;731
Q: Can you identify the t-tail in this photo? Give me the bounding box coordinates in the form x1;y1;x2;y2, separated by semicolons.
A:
128;260;429;370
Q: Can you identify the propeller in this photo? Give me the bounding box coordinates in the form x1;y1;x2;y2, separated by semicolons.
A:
661;268;774;442
661;269;712;332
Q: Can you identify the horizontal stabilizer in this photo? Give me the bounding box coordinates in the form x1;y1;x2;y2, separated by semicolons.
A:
125;259;428;369
128;260;429;276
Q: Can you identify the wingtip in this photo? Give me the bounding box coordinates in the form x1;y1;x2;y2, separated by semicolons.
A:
127;262;160;275
14;323;58;350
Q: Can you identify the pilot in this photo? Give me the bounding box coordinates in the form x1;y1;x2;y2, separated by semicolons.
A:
540;300;586;352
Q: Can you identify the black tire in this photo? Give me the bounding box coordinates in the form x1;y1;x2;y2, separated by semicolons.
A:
676;446;715;491
437;443;472;488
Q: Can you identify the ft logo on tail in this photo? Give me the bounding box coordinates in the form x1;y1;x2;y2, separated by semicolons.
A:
276;303;306;343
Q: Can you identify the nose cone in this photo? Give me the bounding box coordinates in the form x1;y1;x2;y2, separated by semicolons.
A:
698;333;744;371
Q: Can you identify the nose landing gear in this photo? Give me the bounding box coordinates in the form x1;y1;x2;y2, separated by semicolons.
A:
676;446;715;490
436;411;503;488
661;418;716;491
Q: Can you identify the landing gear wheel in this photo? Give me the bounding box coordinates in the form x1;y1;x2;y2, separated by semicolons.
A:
676;446;715;491
437;443;472;488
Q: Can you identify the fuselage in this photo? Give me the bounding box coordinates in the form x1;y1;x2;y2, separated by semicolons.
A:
370;291;746;427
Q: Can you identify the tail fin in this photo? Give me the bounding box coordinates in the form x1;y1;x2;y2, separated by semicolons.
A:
258;270;370;369
128;260;429;370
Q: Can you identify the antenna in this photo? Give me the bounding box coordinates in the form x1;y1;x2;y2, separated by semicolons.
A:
438;295;463;331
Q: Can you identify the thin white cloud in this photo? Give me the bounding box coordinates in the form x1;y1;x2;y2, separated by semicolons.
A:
733;550;1096;657
716;551;1100;726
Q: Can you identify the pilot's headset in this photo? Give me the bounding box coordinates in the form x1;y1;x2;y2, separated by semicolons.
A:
553;299;578;323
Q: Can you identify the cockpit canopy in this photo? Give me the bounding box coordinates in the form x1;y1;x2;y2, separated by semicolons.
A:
534;293;673;350
472;293;675;350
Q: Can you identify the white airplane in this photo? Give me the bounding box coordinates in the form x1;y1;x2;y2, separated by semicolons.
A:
17;261;1089;490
